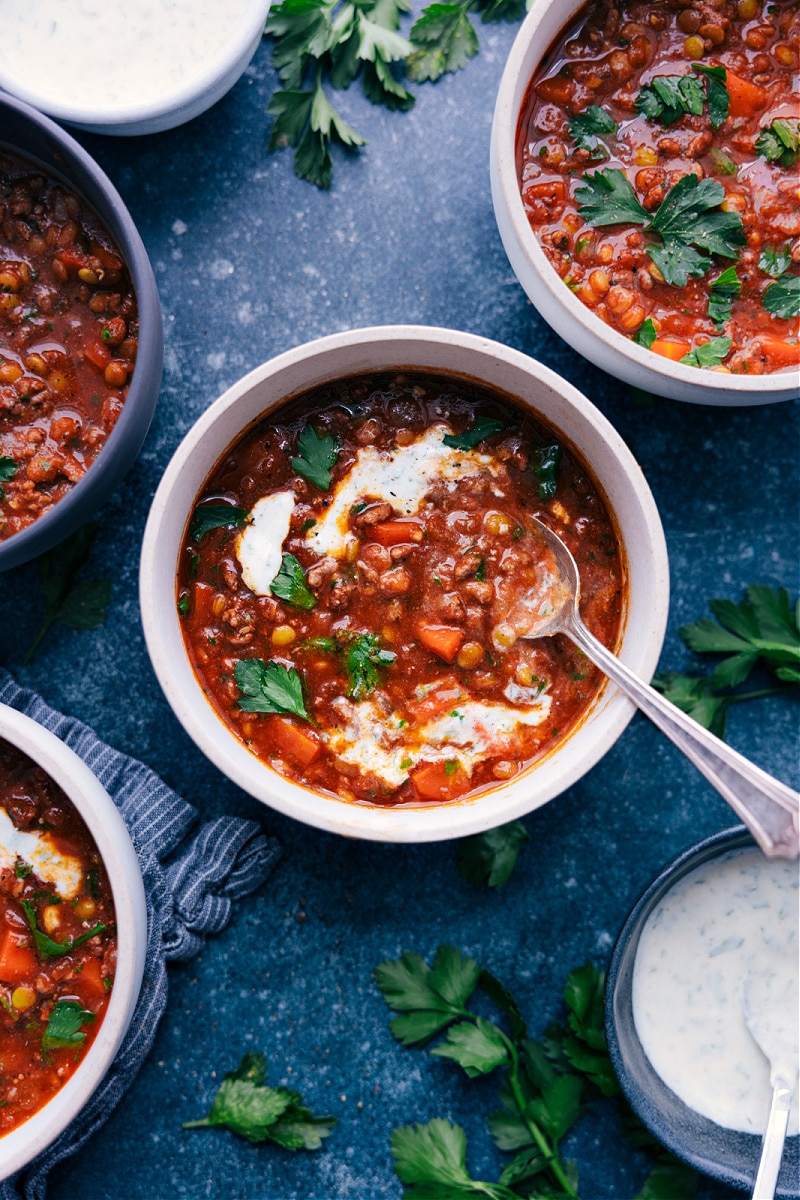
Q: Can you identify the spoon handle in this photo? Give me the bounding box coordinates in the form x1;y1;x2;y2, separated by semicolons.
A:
752;1077;793;1200
565;618;800;859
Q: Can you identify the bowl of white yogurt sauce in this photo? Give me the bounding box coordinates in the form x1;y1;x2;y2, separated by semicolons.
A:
0;0;272;136
606;827;799;1196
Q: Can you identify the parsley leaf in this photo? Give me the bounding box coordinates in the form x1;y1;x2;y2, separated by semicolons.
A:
755;118;800;168
290;424;339;489
391;1119;494;1197
22;523;111;664
269;74;367;189
374;944;480;1046
634;318;658;349
0;455;16;499
707;266;741;329
270;553;317;609
457;820;529;887
574;168;648;227
183;1052;335;1150
569;105;617;160
431;1016;509;1077
651;672;734;738
680;336;731;368
679;586;800;687
346;632;396;700
692;63;728;128
190;504;248;542
759;243;792;278
636;74;704;125
21;900;106;959
42;1000;95;1051
442;416;504;450
234;659;310;719
407;4;479;82
763;274;800;319
531;443;561;499
649;176;742;259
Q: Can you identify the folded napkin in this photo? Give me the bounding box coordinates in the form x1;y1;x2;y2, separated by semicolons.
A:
0;670;281;1200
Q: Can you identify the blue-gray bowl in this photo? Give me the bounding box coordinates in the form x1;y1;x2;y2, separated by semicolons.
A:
0;91;163;571
606;826;799;1197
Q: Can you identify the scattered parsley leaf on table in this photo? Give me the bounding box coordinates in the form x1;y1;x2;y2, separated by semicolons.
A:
680;336;731;368
183;1052;335;1150
270;553;317;609
763;274;800;319
234;659;310;718
23;522;111;664
569;105;617;159
651;673;735;738
443;416;505;450
291;424;339;489
457;820;529;887
190;504;248;542
406;2;480;81
42;1000;96;1051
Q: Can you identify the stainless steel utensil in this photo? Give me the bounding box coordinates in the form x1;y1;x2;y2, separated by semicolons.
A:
499;518;799;859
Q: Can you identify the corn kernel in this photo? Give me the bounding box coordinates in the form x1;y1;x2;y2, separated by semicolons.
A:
456;642;484;669
11;986;36;1011
272;624;296;646
75;897;96;920
515;662;533;686
684;35;705;58
634;146;659;166
485;511;512;535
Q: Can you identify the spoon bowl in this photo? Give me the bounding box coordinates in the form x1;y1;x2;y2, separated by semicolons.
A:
743;972;799;1199
509;519;800;860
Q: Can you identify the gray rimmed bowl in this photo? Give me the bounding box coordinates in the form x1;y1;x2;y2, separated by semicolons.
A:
0;92;163;572
606;826;799;1196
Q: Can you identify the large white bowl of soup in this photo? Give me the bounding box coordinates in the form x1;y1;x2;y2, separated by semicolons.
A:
140;326;669;841
491;0;800;405
0;704;146;1180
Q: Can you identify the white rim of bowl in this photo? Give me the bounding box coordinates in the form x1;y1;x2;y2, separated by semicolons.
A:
0;0;271;128
491;0;798;405
0;705;147;1180
140;325;670;842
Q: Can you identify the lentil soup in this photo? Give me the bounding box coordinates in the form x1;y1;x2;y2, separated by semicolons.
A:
178;373;625;807
0;148;138;541
517;0;800;374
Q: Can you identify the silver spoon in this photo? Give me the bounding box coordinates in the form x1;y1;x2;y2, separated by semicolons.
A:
743;969;799;1199
496;518;800;859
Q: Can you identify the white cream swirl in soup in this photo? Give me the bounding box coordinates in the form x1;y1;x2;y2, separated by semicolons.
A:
633;846;799;1135
1;0;252;116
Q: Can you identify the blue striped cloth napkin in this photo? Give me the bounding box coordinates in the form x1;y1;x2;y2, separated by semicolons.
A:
0;670;281;1200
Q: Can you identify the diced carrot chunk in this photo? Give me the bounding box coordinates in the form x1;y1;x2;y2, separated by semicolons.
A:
57;246;88;272
416;623;464;663
268;716;321;766
651;338;692;362
0;927;37;984
535;76;574;106
753;338;800;369
76;955;106;1000
191;581;216;624
83;342;111;372
725;72;768;119
411;760;471;803
370;521;424;547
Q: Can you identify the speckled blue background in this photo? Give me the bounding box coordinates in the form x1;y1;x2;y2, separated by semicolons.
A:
0;18;798;1200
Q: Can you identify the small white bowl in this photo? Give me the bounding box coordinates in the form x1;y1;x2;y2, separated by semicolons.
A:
0;705;146;1181
140;326;670;842
490;0;799;406
0;0;272;136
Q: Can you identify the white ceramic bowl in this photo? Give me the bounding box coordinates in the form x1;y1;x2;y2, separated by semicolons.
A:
140;325;670;842
0;0;271;136
490;0;799;407
0;705;147;1180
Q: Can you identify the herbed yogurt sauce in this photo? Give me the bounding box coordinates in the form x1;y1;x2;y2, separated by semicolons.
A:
0;0;252;115
632;846;799;1136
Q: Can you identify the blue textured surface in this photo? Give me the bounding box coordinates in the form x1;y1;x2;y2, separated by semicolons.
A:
0;22;798;1200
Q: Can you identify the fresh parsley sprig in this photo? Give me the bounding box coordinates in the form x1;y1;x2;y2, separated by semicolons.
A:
42;999;96;1051
636;64;728;129
184;1052;336;1150
377;950;695;1199
270;553;317;609
755;118;799;169
568;105;617;160
653;585;799;738
190;504;248;542
22;523;111;665
707;266;740;329
575;170;745;288
759;243;792;278
763;274;800;319
234;658;310;719
443;416;505;450
531;443;560;499
21;900;106;958
680;336;731;368
303;630;396;698
0;456;16;500
457;820;529;887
